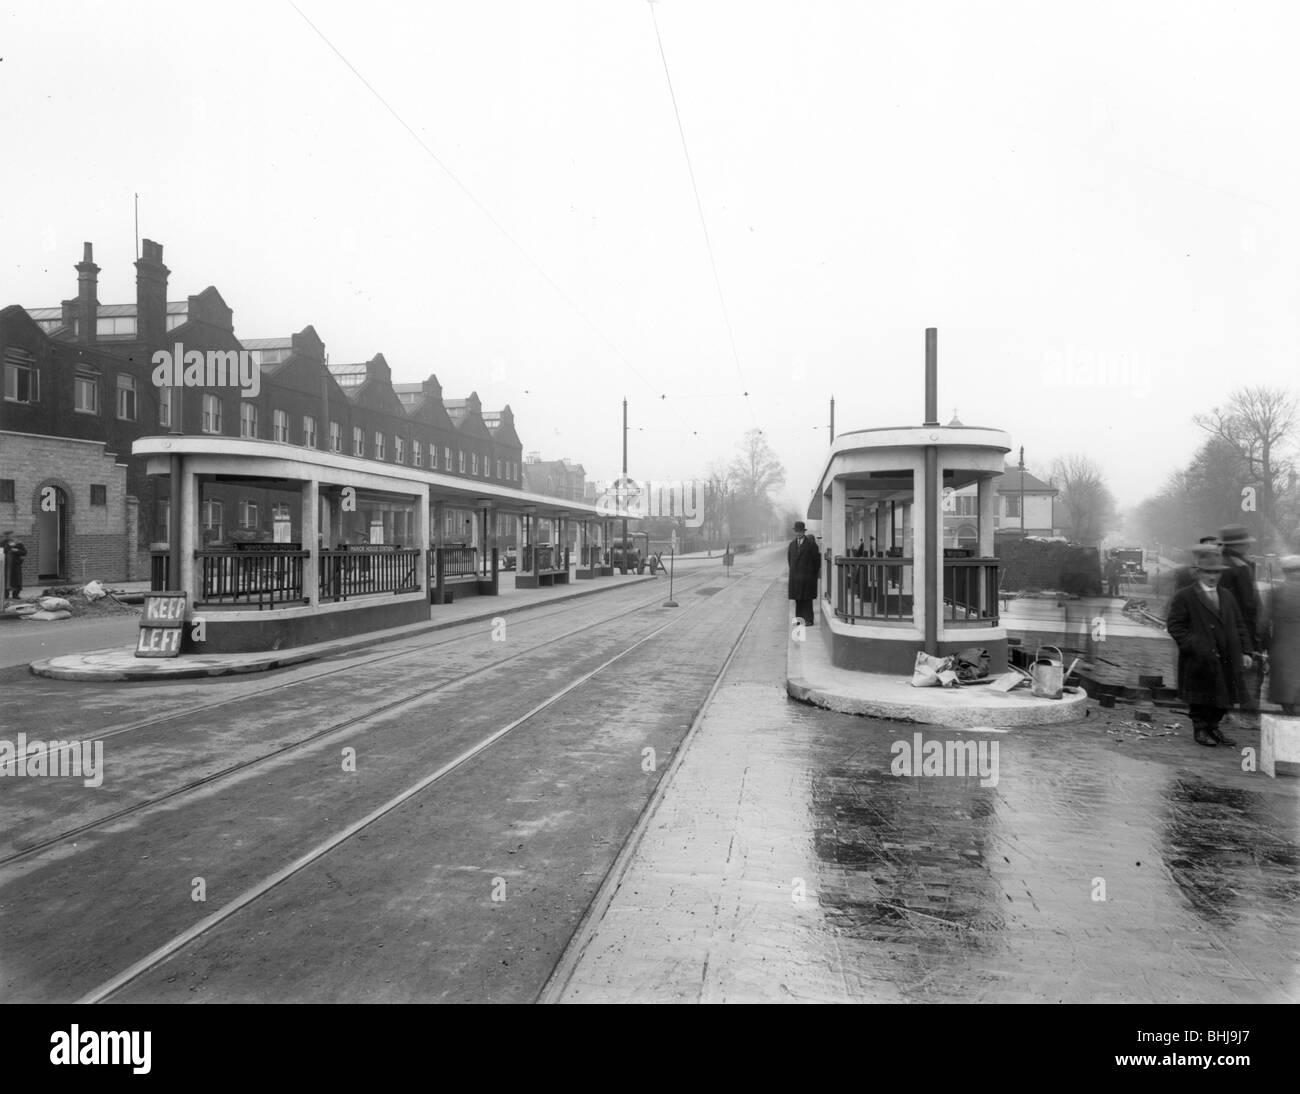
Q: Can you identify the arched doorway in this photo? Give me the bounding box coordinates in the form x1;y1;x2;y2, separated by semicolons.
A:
36;484;68;580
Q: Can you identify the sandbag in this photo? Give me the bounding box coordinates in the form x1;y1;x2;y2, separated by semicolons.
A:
83;580;107;601
911;650;947;688
25;609;72;621
39;596;72;611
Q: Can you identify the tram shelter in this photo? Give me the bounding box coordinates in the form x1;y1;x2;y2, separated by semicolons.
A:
136;436;612;653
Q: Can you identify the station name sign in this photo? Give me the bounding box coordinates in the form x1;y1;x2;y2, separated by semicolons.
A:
136;592;187;658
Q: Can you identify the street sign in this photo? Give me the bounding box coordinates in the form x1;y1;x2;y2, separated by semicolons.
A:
136;592;186;658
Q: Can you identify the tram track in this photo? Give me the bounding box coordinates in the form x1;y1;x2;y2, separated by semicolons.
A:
73;558;781;1003
0;562;748;867
1;564;724;780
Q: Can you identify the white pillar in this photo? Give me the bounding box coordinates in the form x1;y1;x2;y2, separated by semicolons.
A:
179;463;198;605
417;485;431;595
828;478;846;616
302;479;319;606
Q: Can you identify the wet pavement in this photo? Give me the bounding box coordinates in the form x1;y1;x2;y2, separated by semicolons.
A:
556;580;1300;1003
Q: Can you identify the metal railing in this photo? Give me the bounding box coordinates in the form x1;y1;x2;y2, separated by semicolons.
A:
833;556;1000;625
319;546;421;603
195;548;309;609
438;546;478;578
943;557;1000;624
834;556;913;622
150;551;170;592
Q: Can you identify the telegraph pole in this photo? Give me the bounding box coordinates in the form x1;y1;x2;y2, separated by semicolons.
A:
829;396;835;444
1019;446;1026;538
621;398;628;575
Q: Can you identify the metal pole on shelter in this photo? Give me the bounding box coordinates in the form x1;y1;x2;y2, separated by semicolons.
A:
621;398;628;575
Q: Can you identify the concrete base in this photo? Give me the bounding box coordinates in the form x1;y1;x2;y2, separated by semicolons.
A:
197;595;429;653
820;611;1007;675
1261;713;1300;777
791;612;1088;727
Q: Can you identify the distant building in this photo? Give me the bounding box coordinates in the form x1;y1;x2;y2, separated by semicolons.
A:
945;463;1058;547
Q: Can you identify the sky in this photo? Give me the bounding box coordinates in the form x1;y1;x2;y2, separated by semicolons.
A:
3;1;1298;515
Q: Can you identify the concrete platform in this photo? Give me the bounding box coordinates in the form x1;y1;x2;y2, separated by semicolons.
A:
787;610;1089;727
29;572;656;682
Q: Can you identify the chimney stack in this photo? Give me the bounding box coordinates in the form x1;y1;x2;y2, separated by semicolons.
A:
76;242;99;344
923;327;939;427
135;239;169;345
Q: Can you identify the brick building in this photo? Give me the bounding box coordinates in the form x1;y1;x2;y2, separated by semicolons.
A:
1;240;529;582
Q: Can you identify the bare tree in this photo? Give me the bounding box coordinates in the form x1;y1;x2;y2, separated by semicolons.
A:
1048;454;1118;545
701;461;734;546
728;430;786;542
1193;386;1296;543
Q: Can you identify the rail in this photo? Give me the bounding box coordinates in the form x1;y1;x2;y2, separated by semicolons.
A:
834;556;913;622
438;546;478;578
942;557;1000;624
832;556;1000;625
195;548;309;609
319;546;422;603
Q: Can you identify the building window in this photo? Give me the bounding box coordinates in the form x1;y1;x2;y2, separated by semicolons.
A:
1;479;16;503
353;427;364;456
158;388;171;427
430;444;438;469
458;450;465;474
273;409;290;443
496;459;503;480
239;500;259;530
445;446;452;471
202;499;224;542
395;436;405;464
165;312;187;331
74;370;99;414
330;421;342;453
202;393;222;434
95;316;137;336
471;452;478;476
303;415;317;448
90;484;107;506
1005;495;1022;519
373;431;385;460
412;440;422;467
3;348;39;403
240;402;258;439
115;374;137;421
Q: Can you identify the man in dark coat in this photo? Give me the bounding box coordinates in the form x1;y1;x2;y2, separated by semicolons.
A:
1;531;27;599
1259;555;1300;715
1218;523;1261;723
787;521;820;626
1166;545;1254;748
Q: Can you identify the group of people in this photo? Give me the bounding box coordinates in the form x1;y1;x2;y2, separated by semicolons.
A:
1166;523;1300;748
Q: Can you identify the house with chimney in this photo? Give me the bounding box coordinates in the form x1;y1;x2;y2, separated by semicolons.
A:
1;239;536;582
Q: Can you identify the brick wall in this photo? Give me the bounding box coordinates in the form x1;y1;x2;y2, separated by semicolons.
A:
0;430;131;584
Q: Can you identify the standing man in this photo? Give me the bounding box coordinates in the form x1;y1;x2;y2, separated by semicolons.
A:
1105;553;1122;598
1166;545;1254;748
1;530;27;601
1218;523;1262;724
788;521;820;626
1259;555;1300;715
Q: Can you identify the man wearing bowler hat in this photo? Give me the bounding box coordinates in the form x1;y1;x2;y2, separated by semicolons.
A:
788;521;820;627
1166;545;1254;748
1219;523;1262;724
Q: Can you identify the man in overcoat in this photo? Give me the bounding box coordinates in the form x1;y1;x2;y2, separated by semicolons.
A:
788;521;820;626
1217;523;1262;725
1166;545;1254;748
1259;555;1300;715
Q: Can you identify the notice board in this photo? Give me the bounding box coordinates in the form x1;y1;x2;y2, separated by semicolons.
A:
136;592;187;658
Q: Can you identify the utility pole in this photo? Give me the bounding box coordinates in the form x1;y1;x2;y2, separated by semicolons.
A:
621;398;628;575
829;396;835;444
1019;445;1026;538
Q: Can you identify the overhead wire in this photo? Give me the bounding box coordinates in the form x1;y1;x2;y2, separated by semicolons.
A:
286;0;704;442
647;0;759;431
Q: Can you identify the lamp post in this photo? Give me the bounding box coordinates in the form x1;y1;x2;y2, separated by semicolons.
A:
621;397;629;575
